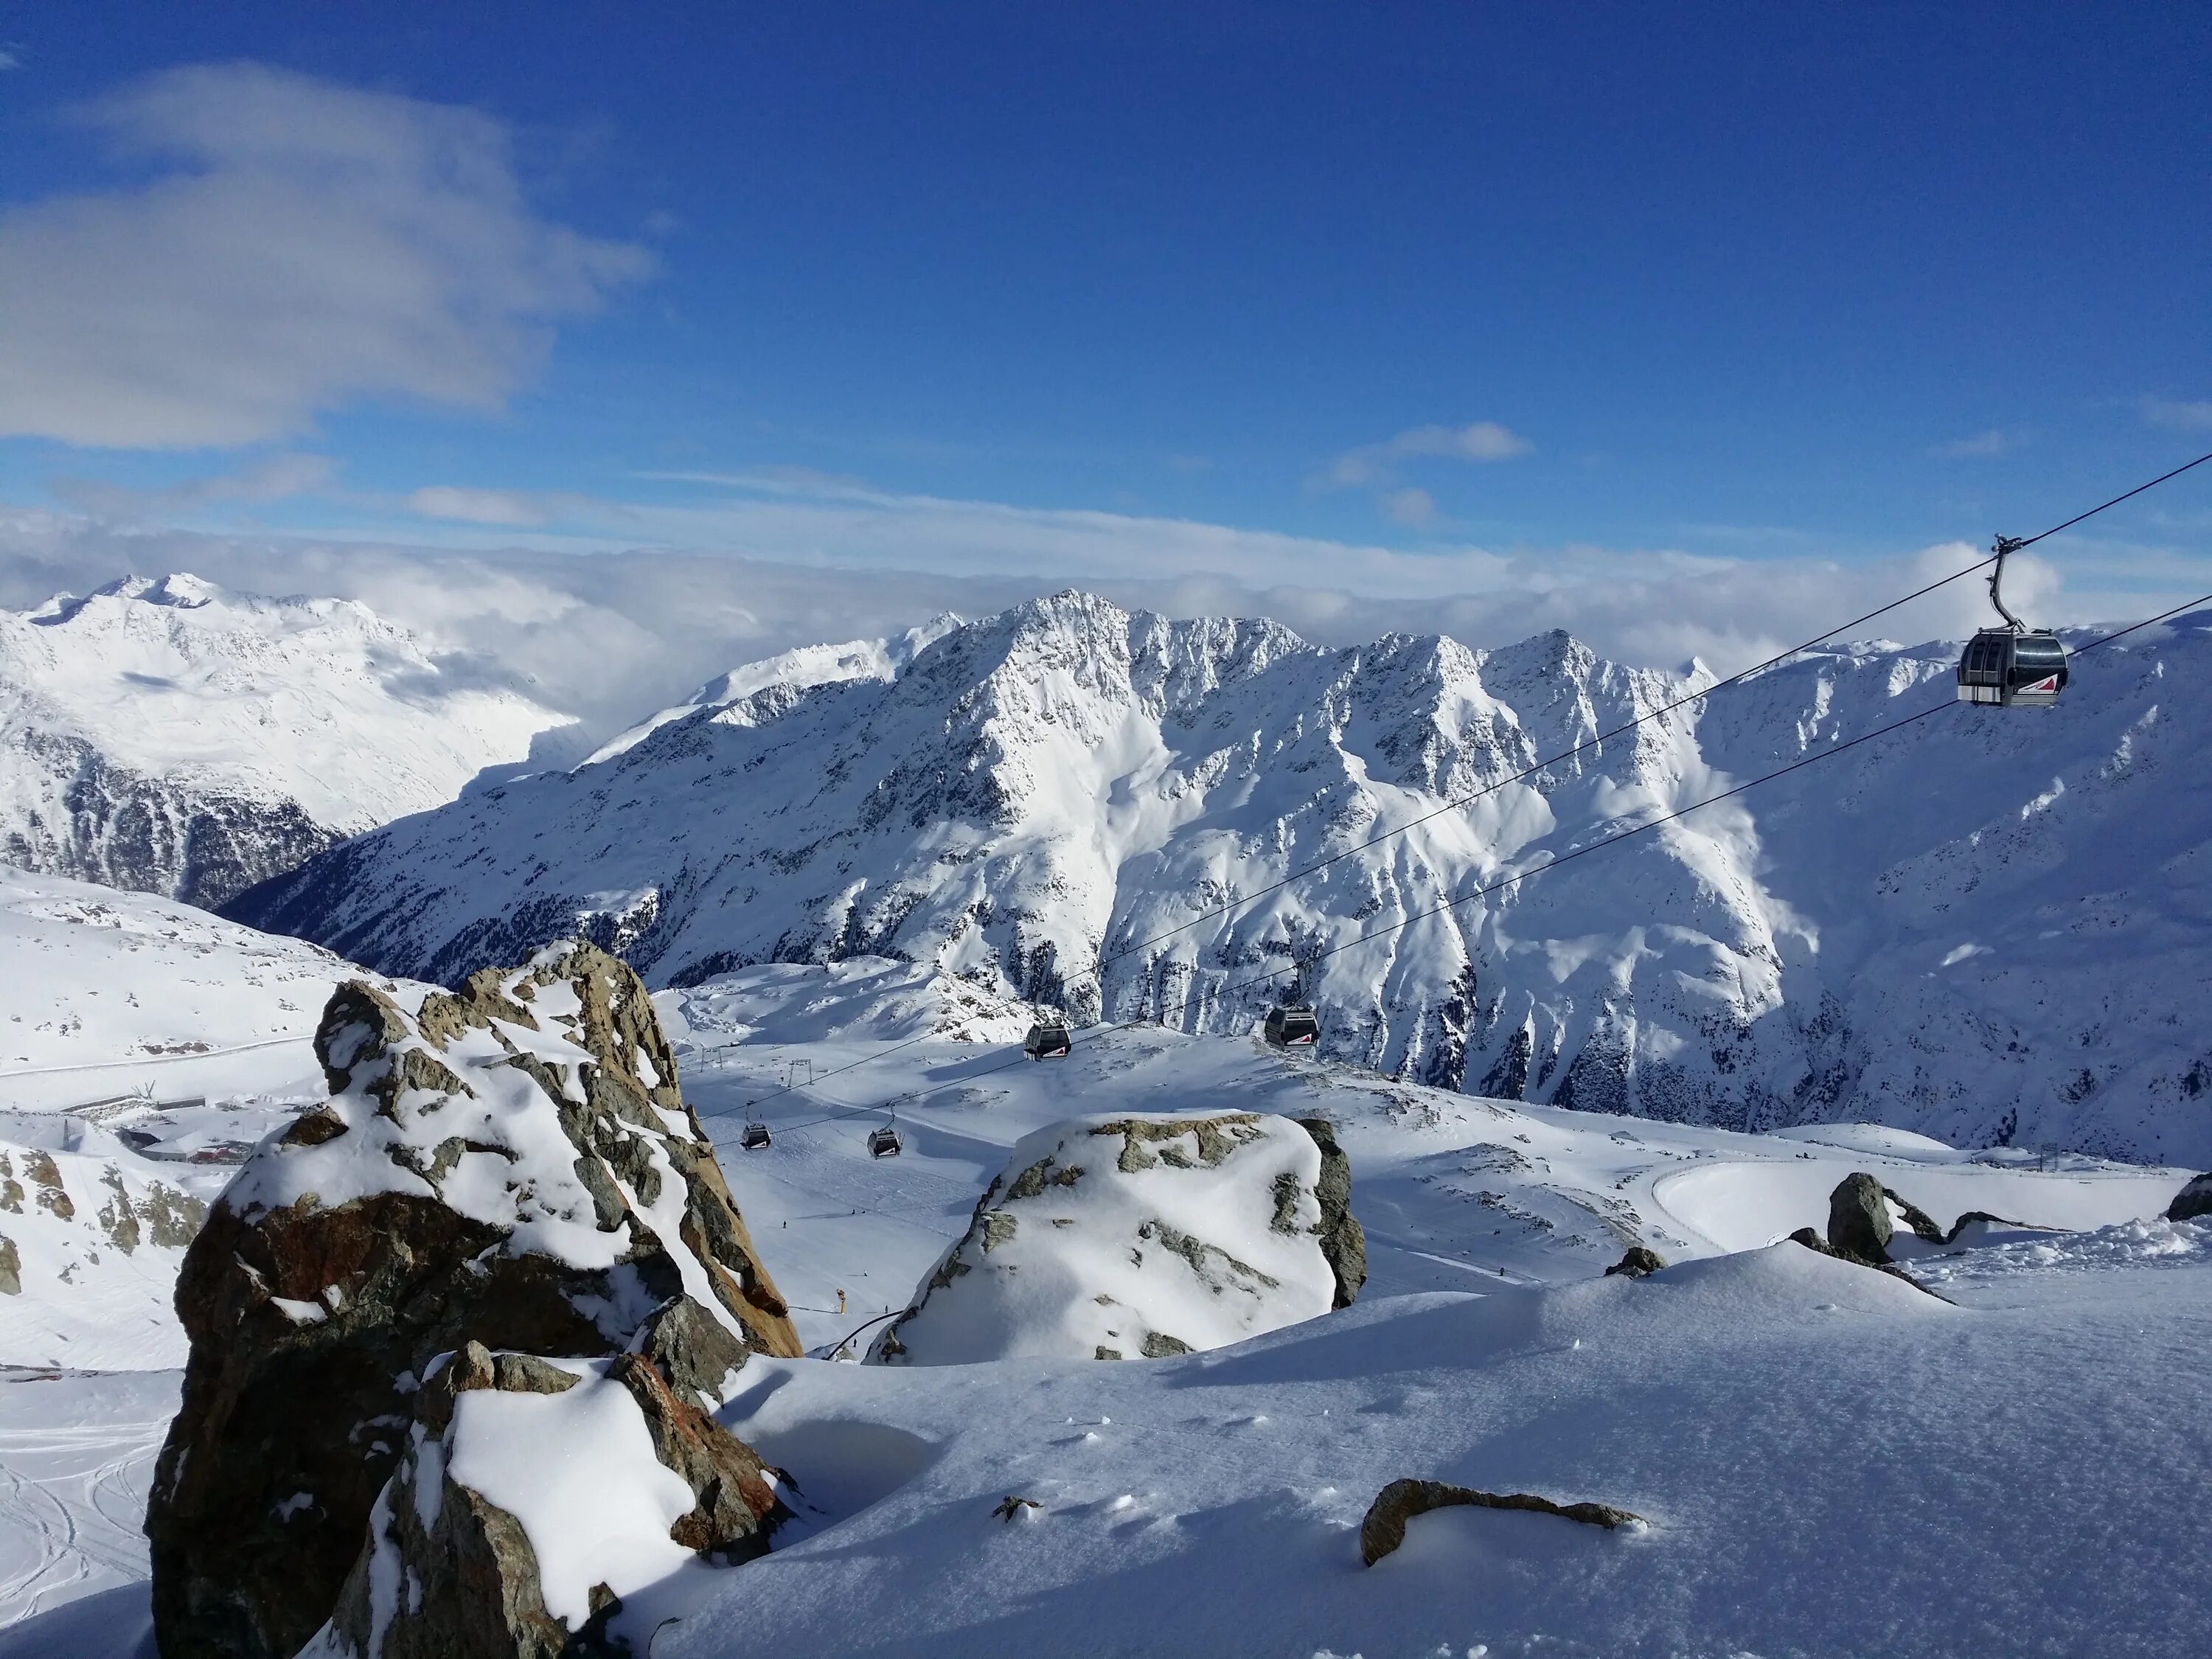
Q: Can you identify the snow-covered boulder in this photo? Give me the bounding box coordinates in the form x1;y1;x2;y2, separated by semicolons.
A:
145;942;800;1659
869;1110;1365;1366
300;1338;781;1659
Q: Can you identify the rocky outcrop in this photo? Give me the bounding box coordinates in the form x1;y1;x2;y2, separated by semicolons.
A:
301;1339;781;1658
870;1111;1360;1366
1604;1245;1667;1279
1827;1172;1944;1264
2168;1172;2212;1223
1357;1478;1644;1566
1297;1117;1368;1308
146;942;799;1659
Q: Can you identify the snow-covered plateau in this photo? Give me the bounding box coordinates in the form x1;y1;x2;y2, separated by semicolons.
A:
232;589;2212;1164
3;956;2205;1655
0;574;571;906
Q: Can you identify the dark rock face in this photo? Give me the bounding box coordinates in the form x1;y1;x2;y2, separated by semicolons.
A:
1357;1478;1644;1566
145;942;800;1659
1828;1173;1895;1262
1827;1172;1946;1264
1296;1117;1367;1308
1604;1245;1667;1279
2168;1172;2212;1222
2;728;343;908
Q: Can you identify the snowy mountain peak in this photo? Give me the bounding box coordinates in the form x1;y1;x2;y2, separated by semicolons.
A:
1;572;573;906
231;594;2212;1164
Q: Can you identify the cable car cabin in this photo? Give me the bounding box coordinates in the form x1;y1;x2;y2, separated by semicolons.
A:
1023;1020;1072;1060
1956;629;2068;708
1264;1004;1320;1048
740;1121;771;1151
867;1125;902;1158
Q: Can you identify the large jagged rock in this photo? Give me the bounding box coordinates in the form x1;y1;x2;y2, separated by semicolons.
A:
869;1111;1362;1365
2168;1172;2212;1223
146;942;801;1659
299;1338;782;1658
1826;1172;1944;1265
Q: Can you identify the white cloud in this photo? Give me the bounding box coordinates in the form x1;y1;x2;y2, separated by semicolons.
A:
406;486;547;526
52;452;336;522
9;461;2195;754
0;63;652;448
1321;420;1534;489
0;44;22;72
2143;397;2212;434
1379;487;1438;528
1933;428;2014;459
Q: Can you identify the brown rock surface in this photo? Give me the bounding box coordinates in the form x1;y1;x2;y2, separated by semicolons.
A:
146;941;799;1659
1358;1477;1644;1565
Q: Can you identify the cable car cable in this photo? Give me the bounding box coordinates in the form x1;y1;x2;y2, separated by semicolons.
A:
705;585;2212;1142
681;462;2212;1124
1206;580;2212;1009
1085;447;2212;987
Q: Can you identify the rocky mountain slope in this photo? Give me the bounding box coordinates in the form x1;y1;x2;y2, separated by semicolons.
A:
0;574;569;906
228;591;2212;1164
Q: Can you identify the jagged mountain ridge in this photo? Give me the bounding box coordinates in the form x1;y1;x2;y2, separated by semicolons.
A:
0;574;571;905
229;590;2212;1164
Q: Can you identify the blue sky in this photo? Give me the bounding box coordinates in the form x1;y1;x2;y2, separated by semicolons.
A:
1;1;2208;698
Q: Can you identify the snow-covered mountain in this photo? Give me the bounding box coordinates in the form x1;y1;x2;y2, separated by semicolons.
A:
227;591;2212;1164
0;573;571;906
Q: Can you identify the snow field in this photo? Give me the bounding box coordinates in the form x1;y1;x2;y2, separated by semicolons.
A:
675;1240;2211;1658
0;957;2202;1655
0;865;364;1110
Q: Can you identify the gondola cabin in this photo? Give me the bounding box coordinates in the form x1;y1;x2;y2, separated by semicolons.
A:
740;1121;771;1151
1023;1020;1072;1060
1264;1004;1319;1048
867;1125;902;1158
1955;628;2067;707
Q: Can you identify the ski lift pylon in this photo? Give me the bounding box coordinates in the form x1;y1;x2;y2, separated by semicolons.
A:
1956;535;2068;708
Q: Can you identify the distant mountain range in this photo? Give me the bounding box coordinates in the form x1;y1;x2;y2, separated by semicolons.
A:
222;588;2212;1166
0;573;571;905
